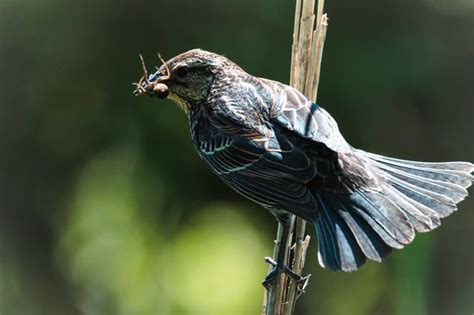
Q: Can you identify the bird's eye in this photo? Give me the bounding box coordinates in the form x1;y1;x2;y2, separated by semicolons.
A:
175;66;189;77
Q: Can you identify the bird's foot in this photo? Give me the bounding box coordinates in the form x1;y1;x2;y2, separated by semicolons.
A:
262;257;311;291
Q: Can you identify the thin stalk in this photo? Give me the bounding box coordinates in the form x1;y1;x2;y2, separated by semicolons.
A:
310;14;328;101
263;223;284;315
263;0;329;314
263;216;295;315
295;0;315;91
284;220;309;315
290;0;303;85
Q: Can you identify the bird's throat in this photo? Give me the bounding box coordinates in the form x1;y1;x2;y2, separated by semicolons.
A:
168;93;192;114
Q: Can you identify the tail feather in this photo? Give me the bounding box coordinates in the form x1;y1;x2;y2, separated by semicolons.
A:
366;152;473;188
372;159;469;203
314;190;411;271
352;191;414;244
315;193;366;271
388;176;457;217
368;154;474;173
315;215;340;270
335;200;392;262
316;192;396;270
313;152;473;271
381;185;436;232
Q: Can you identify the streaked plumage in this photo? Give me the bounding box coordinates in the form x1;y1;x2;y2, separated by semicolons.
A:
134;49;473;272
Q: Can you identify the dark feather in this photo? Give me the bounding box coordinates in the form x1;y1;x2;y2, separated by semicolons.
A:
161;49;474;272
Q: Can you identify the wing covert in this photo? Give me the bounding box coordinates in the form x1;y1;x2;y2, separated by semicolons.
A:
263;79;352;153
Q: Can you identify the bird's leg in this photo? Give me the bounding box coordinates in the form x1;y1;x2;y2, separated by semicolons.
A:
262;216;309;290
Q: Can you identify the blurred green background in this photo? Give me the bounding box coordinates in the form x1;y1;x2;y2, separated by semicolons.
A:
0;0;473;314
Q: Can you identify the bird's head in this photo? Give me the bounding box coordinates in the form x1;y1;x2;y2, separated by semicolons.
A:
133;49;241;112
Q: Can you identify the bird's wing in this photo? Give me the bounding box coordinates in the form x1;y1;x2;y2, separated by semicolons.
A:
193;108;319;219
260;79;381;193
263;79;352;153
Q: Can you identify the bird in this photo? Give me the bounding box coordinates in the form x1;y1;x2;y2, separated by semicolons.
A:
133;49;473;288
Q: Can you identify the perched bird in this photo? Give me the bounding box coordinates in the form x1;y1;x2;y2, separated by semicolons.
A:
133;49;473;287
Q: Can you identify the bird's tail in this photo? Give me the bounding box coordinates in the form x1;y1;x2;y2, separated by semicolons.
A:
313;151;473;272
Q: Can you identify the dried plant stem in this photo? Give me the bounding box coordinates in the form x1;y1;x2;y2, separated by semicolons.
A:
289;0;302;85
263;0;329;314
263;216;295;315
310;14;328;101
284;224;310;315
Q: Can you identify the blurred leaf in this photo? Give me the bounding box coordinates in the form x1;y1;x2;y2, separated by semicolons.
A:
164;206;268;314
58;147;168;315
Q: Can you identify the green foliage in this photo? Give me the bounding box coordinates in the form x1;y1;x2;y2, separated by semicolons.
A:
58;148;268;314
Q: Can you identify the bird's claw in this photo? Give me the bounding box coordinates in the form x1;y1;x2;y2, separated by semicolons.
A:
262;256;311;291
262;257;279;290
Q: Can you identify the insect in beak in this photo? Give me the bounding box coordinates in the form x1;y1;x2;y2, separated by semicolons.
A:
133;53;171;99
